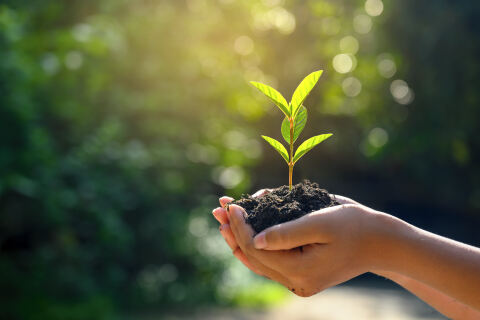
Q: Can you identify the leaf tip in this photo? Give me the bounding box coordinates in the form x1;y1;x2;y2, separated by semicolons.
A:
311;70;324;77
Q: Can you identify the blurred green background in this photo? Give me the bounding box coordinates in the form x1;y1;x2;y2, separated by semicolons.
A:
1;0;479;319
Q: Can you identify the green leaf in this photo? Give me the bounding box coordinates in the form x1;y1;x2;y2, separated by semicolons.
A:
281;106;308;144
250;81;290;117
281;117;290;144
261;135;289;164
293;133;332;164
290;70;323;118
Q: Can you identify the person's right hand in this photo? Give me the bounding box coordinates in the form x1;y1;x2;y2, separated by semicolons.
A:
212;192;386;296
212;192;361;276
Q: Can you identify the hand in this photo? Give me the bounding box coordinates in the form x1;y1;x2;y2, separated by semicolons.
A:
213;193;382;296
212;189;271;276
213;193;480;317
212;192;366;273
213;187;333;262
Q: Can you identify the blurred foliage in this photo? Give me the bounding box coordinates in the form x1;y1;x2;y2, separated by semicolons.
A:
228;282;288;308
0;0;479;319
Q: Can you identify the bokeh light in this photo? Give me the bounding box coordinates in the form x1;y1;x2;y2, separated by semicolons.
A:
342;77;362;97
368;127;389;148
390;79;414;105
333;54;354;74
65;51;84;70
212;166;245;189
253;6;296;34
339;36;360;54
353;14;373;34
365;0;384;17
377;54;397;78
234;36;255;55
268;7;296;34
72;23;93;42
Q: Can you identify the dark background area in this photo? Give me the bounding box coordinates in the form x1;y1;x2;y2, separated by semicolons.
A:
1;0;479;319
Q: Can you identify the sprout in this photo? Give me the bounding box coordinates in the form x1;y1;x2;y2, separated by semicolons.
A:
250;70;333;190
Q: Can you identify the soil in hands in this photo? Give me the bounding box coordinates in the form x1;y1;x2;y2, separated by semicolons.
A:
233;180;340;234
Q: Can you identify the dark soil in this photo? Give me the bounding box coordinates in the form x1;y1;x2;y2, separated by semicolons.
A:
233;180;340;234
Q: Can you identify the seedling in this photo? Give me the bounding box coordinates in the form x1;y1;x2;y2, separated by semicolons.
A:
250;70;332;190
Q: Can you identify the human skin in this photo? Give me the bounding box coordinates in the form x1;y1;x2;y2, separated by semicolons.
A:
212;194;480;319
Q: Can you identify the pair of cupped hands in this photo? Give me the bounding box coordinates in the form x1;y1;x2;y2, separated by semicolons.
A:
212;190;383;297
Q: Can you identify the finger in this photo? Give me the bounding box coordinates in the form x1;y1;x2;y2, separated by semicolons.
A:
332;194;359;205
252;189;272;198
219;224;238;250
252;206;345;250
219;222;263;276
219;223;265;276
218;223;265;277
223;222;293;285
228;204;298;271
233;247;294;290
219;196;234;208
232;247;265;276
212;207;229;224
226;206;300;289
227;204;255;245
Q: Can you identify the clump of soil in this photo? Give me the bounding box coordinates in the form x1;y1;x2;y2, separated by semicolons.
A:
233;180;339;234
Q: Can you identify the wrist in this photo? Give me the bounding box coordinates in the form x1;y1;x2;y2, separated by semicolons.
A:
359;208;413;273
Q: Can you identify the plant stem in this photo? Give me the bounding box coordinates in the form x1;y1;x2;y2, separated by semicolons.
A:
288;165;293;190
289;117;294;190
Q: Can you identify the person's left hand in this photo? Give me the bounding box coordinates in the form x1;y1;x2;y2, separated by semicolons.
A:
212;190;265;276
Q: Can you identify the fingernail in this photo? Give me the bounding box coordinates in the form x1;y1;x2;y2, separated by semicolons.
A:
232;206;246;220
212;208;221;221
229;206;238;220
253;231;267;249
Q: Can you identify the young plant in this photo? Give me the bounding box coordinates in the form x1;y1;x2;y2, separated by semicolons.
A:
250;70;332;190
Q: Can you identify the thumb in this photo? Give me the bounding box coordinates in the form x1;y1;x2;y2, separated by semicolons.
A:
253;210;332;250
